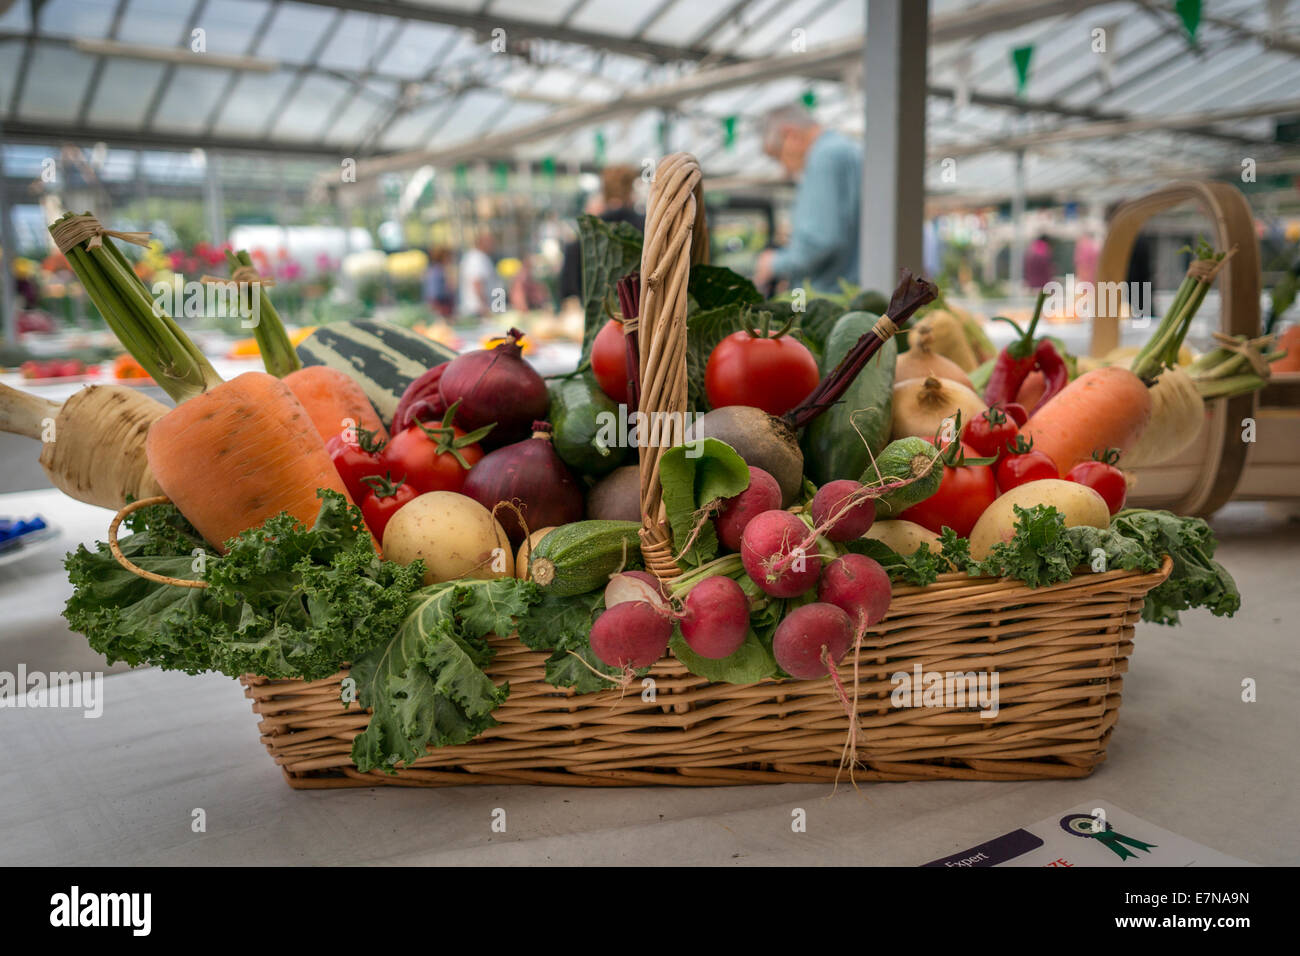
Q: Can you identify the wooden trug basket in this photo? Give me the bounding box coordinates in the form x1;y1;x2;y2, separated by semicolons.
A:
241;153;1173;788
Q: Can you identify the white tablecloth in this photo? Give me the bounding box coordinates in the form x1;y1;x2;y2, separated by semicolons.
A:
1;489;1297;866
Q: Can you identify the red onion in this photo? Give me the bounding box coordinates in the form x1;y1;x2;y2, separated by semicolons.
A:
392;364;448;433
438;328;548;447
461;422;583;545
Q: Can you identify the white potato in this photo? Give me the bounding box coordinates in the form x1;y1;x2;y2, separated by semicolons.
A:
968;479;1110;562
382;491;513;585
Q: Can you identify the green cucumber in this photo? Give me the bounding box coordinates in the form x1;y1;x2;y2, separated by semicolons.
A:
871;437;942;517
548;374;628;478
802;311;897;486
528;520;643;596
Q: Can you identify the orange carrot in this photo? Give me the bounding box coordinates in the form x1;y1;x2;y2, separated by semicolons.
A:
283;365;387;444
145;371;352;550
1019;366;1152;474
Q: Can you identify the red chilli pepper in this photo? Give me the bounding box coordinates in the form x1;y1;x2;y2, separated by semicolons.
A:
983;289;1047;408
1030;338;1069;413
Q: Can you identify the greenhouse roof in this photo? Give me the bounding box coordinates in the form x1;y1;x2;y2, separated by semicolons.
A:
3;0;1300;203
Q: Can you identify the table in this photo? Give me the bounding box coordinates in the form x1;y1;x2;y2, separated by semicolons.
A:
1;488;1296;866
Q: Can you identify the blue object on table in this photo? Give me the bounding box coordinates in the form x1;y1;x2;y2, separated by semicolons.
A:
0;516;48;551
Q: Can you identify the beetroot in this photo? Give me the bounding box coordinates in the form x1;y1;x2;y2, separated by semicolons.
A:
461;422;583;545
740;509;821;598
772;602;854;679
715;466;782;552
680;576;749;659
818;554;892;629
810;479;875;542
590;601;671;669
438;328;548;446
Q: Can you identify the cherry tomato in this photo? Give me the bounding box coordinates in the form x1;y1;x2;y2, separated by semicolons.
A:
383;420;485;494
1066;452;1127;515
360;475;417;540
591;319;630;405
995;436;1058;492
326;428;388;503
704;330;820;416
900;443;997;538
962;406;1019;463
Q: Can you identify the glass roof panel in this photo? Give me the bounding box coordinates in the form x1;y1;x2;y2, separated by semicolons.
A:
378;21;460;79
315;11;393;72
38;0;117;40
641;0;733;46
256;3;339;64
88;58;168;126
17;43;97;122
318;82;397;147
150;64;233;133
117;0;198;43
0;1;30;31
211;70;298;135
195;0;269;55
270;73;356;139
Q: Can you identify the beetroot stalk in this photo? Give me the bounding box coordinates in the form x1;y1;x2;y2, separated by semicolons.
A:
784;269;937;430
616;271;642;412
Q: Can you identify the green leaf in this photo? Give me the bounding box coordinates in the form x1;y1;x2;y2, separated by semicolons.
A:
669;628;776;684
684;303;747;411
844;538;945;587
350;578;532;771
687;264;762;311
578;214;642;360
658;438;750;567
968;504;1079;587
63;491;422;681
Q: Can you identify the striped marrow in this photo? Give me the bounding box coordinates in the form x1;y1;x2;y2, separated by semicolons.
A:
295;320;457;426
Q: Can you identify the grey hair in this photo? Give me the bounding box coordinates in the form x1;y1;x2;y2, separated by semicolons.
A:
761;104;817;152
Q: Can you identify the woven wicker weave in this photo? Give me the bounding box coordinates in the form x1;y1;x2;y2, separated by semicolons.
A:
101;152;1173;788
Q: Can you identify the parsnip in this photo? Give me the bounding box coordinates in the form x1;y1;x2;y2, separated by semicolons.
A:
1120;366;1204;467
0;382;167;509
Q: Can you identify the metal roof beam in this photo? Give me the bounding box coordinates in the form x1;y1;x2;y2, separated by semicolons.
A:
287;0;739;63
1;119;361;159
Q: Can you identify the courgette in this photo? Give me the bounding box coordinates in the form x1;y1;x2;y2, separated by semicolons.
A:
528;520;643;596
296;320;456;426
802;311;897;486
548;374;628;478
871;436;942;517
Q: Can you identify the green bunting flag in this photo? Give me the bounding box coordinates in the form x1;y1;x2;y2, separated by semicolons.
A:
800;89;817;109
1011;44;1034;96
1175;0;1201;43
454;162;468;191
493;162;508;192
540;155;556;182
594;130;607;166
722;115;737;150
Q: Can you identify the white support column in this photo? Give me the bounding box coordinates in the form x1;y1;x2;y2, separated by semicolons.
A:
1010;148;1026;289
860;0;929;292
0;131;18;346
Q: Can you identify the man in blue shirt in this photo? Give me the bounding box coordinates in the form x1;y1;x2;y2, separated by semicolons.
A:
754;105;862;294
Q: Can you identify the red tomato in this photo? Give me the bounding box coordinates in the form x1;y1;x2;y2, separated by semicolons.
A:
900;443;997;538
326;431;387;503
591;319;630;405
962;407;1019;463
996;450;1058;492
704;331;820;416
360;476;417;540
383;422;485;494
1067;457;1127;515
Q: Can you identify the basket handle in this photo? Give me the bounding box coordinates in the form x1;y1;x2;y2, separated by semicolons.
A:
108;495;210;589
635;153;709;581
1092;180;1260;515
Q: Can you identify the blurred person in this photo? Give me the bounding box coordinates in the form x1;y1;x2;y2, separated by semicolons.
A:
559;165;645;302
1073;232;1099;286
459;230;501;317
423;246;456;318
1024;233;1055;290
510;256;552;311
753;105;861;294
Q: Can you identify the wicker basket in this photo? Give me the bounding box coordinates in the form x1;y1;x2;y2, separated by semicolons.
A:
108;153;1174;787
1091;180;1300;515
236;153;1172;788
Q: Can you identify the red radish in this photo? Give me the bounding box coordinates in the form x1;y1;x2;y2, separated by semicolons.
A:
680;576;749;659
461;422;583;546
810;479;874;541
772;602;854;679
818;554;892;630
438;328;549;446
715;466;782;551
605;571;668;609
740;509;822;598
590;601;671;669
